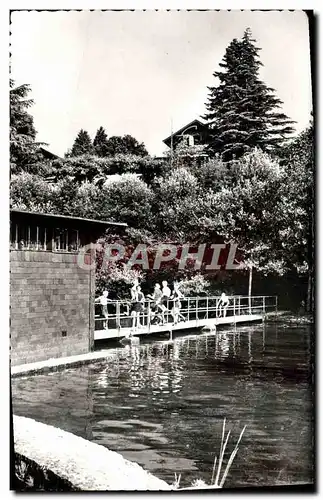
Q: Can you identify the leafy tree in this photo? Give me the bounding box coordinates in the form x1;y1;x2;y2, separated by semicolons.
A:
278;121;314;311
153;167;203;240
93;126;109;157
69;129;94;157
10;173;56;212
137;157;172;185
10;80;45;173
105;134;148;157
203;28;295;161
97;173;154;229
207;149;288;296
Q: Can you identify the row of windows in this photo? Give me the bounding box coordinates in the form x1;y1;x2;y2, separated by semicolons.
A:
10;224;80;252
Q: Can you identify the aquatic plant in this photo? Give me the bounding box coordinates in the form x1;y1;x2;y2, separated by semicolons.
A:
177;418;246;490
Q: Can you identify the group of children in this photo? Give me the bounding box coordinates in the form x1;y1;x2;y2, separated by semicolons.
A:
129;279;185;330
95;282;231;331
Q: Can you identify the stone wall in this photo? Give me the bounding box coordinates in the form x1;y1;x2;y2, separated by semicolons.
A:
10;251;95;366
13;416;171;491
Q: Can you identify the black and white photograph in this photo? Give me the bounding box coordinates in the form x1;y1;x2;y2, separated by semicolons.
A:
9;8;314;492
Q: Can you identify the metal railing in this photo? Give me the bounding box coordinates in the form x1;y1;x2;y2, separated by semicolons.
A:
94;295;278;335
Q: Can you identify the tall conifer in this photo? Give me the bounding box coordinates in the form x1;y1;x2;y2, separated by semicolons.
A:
70;129;94;156
93;126;109;157
203;29;295;161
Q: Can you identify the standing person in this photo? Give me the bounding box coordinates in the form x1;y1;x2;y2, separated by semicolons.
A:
170;298;186;325
147;283;163;325
95;290;111;329
161;280;171;324
129;282;144;333
170;282;185;324
219;292;230;318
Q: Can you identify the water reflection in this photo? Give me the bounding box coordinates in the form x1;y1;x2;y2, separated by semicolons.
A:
12;324;313;488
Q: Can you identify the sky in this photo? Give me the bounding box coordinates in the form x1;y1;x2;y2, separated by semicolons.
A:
10;10;313;157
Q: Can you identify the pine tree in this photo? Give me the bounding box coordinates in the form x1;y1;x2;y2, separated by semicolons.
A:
93;126;109;157
203;28;295;161
10;79;46;173
70;129;94;157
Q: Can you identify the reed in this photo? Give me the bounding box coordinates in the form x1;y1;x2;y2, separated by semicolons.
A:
178;419;246;490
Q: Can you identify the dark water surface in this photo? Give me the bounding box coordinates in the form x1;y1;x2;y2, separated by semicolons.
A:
12;323;314;488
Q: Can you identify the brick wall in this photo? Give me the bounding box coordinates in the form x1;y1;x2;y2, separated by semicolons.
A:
10;251;95;366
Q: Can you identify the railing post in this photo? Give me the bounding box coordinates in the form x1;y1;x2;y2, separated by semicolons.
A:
147;300;151;333
167;299;170;324
116;301;120;336
233;296;236;317
238;296;241;316
196;297;198;323
263;296;266;315
188;298;190;322
275;296;278;317
206;296;209;320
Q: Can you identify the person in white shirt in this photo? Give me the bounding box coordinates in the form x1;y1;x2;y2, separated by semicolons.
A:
160;281;171;324
219;292;230;318
95;290;111;329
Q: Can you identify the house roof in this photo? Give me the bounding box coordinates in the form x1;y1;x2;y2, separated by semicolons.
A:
39;147;61;160
163;119;208;146
10;209;128;228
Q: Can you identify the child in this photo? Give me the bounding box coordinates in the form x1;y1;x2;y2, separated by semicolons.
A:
170;283;185;324
129;284;145;333
95;290;111;329
160;281;171;324
147;284;163;325
218;292;230;318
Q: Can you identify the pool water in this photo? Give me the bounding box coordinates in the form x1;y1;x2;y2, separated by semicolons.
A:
12;323;314;488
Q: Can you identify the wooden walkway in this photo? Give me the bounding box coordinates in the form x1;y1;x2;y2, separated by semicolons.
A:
94;295;277;341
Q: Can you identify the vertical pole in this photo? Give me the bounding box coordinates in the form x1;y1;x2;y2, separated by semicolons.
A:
116;301;120;336
196;297;198;324
44;227;47;251
275;296;278;318
233;296;236;319
27;225;30;250
36;226;39;251
147;300;151;333
263;296;266;315
15;224;18;250
248;264;253;314
206;296;209;320
187;298;190;322
238;296;241;316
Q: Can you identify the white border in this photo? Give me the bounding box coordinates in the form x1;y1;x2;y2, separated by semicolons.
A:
2;2;320;499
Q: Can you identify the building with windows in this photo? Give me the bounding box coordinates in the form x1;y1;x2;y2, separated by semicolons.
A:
163;119;209;150
10;209;127;366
